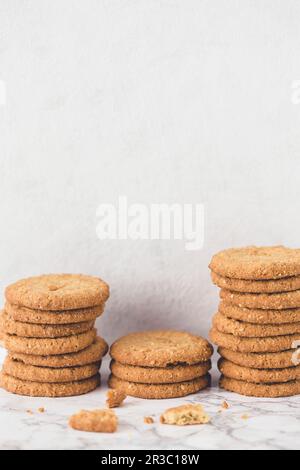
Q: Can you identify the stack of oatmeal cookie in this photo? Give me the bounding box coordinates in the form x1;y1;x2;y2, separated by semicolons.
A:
108;330;213;399
0;274;109;397
209;246;300;397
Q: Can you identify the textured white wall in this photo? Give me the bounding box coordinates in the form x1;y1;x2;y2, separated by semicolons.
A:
0;0;300;344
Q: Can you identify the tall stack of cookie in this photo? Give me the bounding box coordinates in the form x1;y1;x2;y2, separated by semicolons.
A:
209;246;300;398
0;274;109;397
108;330;213;399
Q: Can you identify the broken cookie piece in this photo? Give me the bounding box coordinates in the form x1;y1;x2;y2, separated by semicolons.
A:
106;389;127;408
160;404;210;426
144;416;154;424
241;414;249;420
69;409;118;433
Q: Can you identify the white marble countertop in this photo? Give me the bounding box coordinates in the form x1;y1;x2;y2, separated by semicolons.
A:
0;347;299;450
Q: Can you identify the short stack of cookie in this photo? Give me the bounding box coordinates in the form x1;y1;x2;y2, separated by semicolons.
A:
108;330;213;399
0;274;109;397
209;246;300;397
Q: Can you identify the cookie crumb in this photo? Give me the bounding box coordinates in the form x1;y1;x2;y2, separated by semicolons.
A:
106;389;127;408
222;401;229;409
241;414;249;420
26;409;33;415
160;404;210;426
69;409;118;433
38;407;45;413
144;416;154;424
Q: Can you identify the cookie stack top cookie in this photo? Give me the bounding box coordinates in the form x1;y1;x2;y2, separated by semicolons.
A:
5;274;109;311
209;246;300;398
0;274;110;397
109;330;213;399
210;246;300;281
110;330;213;367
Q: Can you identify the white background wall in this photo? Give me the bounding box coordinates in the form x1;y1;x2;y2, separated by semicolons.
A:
0;0;300;343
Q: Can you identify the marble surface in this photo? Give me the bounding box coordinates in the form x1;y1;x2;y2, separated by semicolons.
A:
0;348;299;450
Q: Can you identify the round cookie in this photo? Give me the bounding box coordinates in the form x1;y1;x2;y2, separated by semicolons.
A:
213;312;300;338
0;312;94;338
209;246;300;280
3;357;100;383
0;324;4;347
218;358;300;384
110;330;213;368
218;348;298;369
211;271;300;293
210;327;300;353
0;372;100;397
9;336;108;368
220;375;300;398
5;274;109;311
220;289;300;310
108;374;211;399
110;360;211;384
4;328;97;356
219;301;300;325
5;302;104;325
